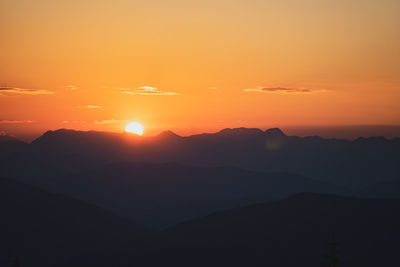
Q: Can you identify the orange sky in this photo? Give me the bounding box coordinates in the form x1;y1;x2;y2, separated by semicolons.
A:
1;0;399;139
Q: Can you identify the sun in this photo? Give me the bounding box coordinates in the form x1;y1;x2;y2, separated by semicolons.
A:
125;122;144;135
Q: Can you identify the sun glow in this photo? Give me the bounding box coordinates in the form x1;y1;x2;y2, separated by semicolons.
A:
125;122;144;135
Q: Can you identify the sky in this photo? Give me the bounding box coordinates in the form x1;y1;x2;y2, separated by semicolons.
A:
1;0;399;140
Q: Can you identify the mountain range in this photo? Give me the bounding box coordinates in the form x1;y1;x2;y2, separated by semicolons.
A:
1;127;399;266
2;127;400;189
68;193;400;267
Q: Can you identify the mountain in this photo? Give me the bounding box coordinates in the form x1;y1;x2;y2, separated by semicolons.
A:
30;129;131;161
13;162;345;230
265;127;286;136
0;127;398;230
72;193;400;267
1;128;399;266
0;134;21;142
1;132;349;230
0;177;138;267
0;134;28;156
21;127;400;188
360;180;400;198
156;130;182;140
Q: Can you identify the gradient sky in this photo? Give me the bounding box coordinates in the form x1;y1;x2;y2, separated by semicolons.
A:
1;0;399;139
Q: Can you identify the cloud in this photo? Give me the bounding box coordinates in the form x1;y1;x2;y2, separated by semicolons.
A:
86;105;102;109
78;105;102;109
120;86;176;96
66;85;78;90
0;120;34;124
93;119;127;124
0;87;54;95
243;87;324;94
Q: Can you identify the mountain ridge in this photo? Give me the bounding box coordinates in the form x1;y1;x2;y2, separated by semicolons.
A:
69;192;400;267
19;127;400;188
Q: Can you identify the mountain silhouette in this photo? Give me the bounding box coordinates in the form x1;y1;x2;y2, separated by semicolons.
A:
0;134;28;156
13;127;400;188
2;161;347;229
0;177;138;267
265;127;286;136
361;180;400;198
71;193;400;267
1;127;399;229
0;134;23;142
156;130;182;140
1;128;399;266
215;127;265;138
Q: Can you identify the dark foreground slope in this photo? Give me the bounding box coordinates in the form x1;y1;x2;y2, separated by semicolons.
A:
361;180;400;198
0;177;138;267
73;193;400;267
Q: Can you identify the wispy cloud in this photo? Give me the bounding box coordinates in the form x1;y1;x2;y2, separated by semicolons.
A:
0;87;54;95
120;86;176;96
78;105;102;109
93;119;127;124
86;105;102;109
0;120;34;124
66;85;78;90
244;87;324;94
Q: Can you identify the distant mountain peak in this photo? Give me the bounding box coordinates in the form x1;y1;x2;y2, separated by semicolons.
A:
0;134;23;143
31;128;123;147
265;128;286;137
156;130;181;139
32;128;76;144
47;128;73;133
39;128;77;138
217;127;264;136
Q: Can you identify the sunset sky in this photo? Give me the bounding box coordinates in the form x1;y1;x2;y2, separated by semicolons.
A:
1;0;399;140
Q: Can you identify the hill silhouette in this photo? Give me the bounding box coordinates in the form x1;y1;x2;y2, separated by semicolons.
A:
361;180;400;198
1;128;399;266
0;128;400;191
0;161;347;229
4;127;398;189
1;127;399;229
71;193;400;267
0;177;138;267
0;134;28;156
